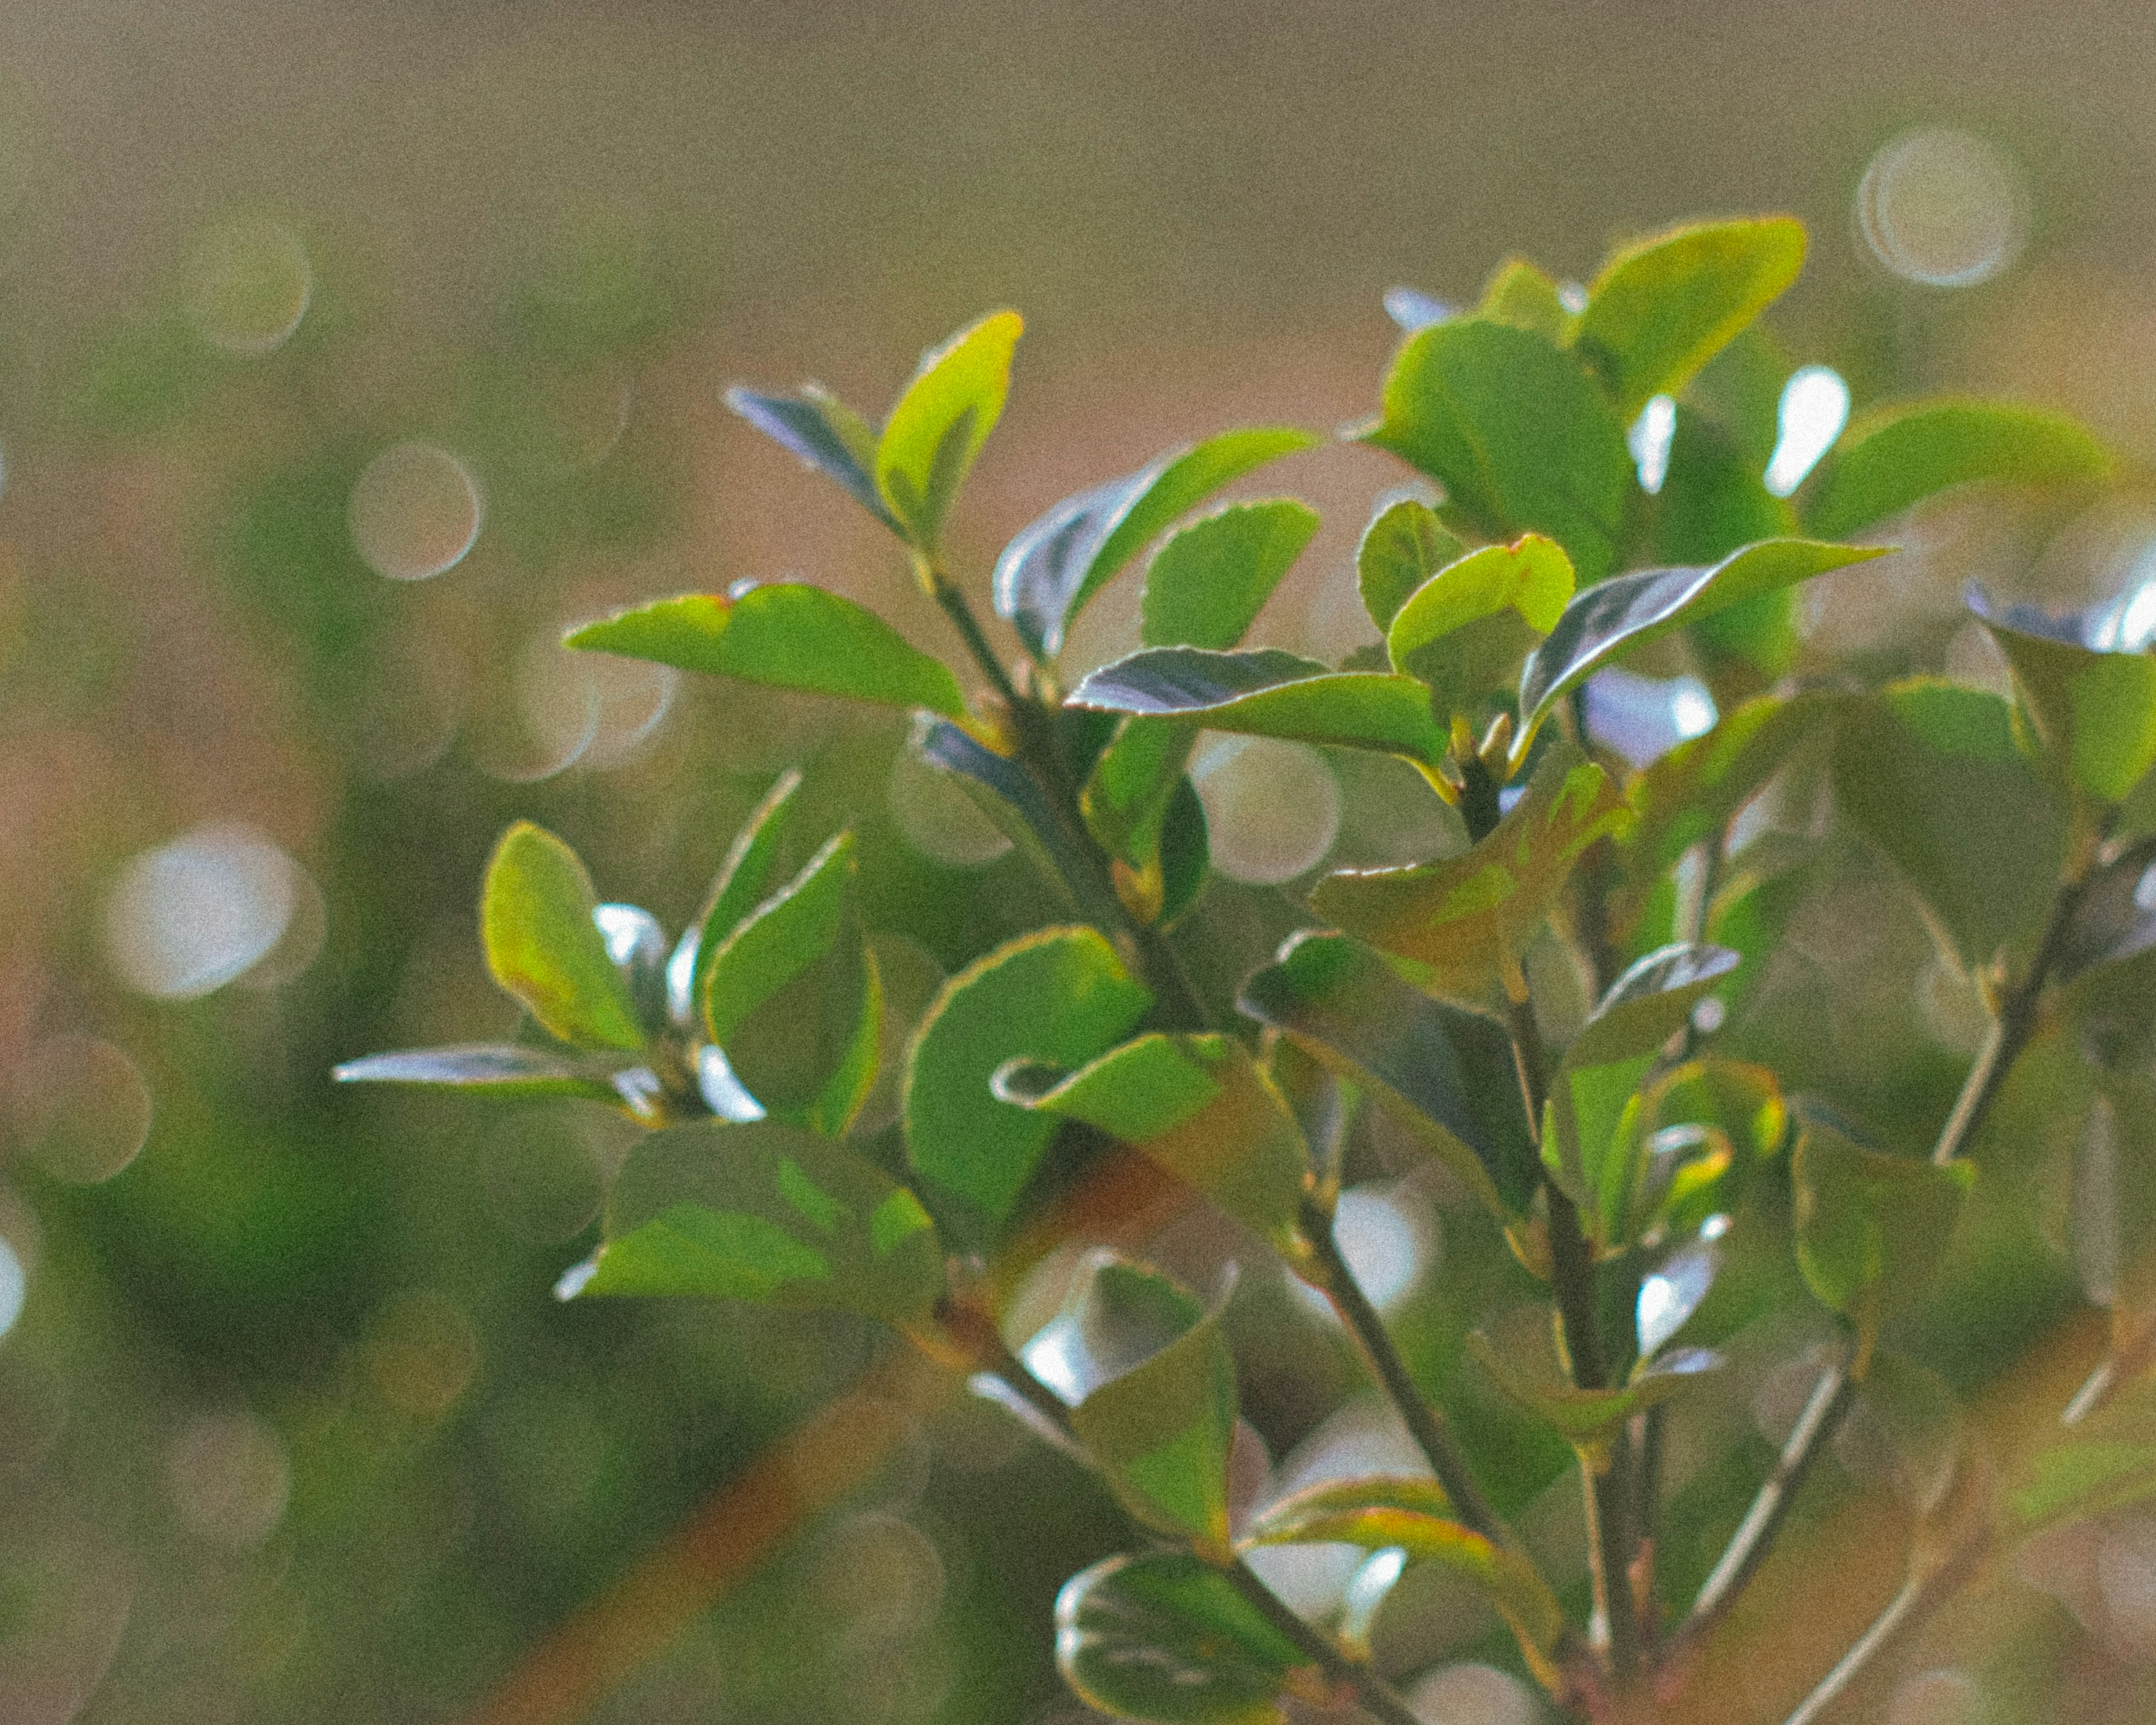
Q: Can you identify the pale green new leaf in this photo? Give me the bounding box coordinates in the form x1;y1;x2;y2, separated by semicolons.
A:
481;822;646;1053
1387;534;1574;718
876;309;1023;547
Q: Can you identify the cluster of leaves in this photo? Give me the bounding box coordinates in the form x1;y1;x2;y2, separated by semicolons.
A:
340;216;2156;1723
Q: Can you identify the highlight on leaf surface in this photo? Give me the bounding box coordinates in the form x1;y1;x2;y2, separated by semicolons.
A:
565;586;967;717
1356;493;1465;636
871;309;1023;548
1969;587;2156;805
994;427;1318;657
1386;533;1574;719
332;1044;627;1105
669;769;804;1028
480;822;647;1054
565;1119;943;1326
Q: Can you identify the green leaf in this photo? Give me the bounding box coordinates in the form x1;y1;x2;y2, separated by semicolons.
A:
481;822;647;1053
994;1034;1310;1252
1516;539;1886;764
1546;944;1739;1229
1790;1115;1974;1366
1971;592;2156;805
1055;1551;1307;1725
1468;1332;1721;1445
903;927;1154;1227
1356;494;1465;635
1069;647;1447;763
702;833;880;1135
724;386;898;532
1806;400;2111;538
994;428;1318;656
1831;679;2067;971
1237;931;1537;1216
1081;718;1196;869
1240;1475;1565;1659
1364;317;1632;583
1573;217;1807;418
2015;1439;2156;1537
1310;742;1633;998
570;1120;942;1326
670;769;804;1028
1049;1257;1241;1550
1477;256;1576;345
332;1045;625;1105
1158;774;1211;928
565;586;967;717
1142;500;1321;652
1386;535;1574;719
875;309;1023;547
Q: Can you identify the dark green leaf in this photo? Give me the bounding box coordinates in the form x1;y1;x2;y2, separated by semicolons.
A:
1310;742;1633;998
1055;1551;1307;1725
876;309;1023;547
1569;943;1740;1071
2058;836;2156;982
994;428;1318;656
481;822;646;1053
670;769;804;1028
1364;317;1632;583
1791;1115;1974;1365
1142;499;1321;652
1070;647;1446;763
1831;679;2067;970
1806;400;2111;538
1516;540;1885;764
1356;494;1465;635
332;1045;624;1105
995;1034;1309;1251
1386;534;1574;719
566;586;967;717
1971;591;2156;805
723;386;897;532
570;1120;942;1326
1158;774;1211;929
1081;718;1195;870
1573;217;1807;418
1468;1332;1721;1445
1238;931;1536;1216
702;833;880;1135
903;927;1153;1227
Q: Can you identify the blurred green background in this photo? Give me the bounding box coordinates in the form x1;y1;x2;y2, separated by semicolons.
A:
7;2;2156;1721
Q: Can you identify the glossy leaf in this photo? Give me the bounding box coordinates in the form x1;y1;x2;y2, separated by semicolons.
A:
481;822;647;1053
1636;1233;1721;1357
1356;494;1464;635
1831;679;2067;970
1364;316;1632;583
1574;217;1807;417
571;1119;942;1326
1241;1473;1454;1543
333;1044;624;1104
723;385;898;532
995;1034;1310;1251
903;928;1153;1227
669;769;804;1028
1468;1332;1721;1444
1141;499;1320;651
702;833;879;1134
994;428;1318;656
1055;1551;1307;1725
1237;930;1537;1216
1515;540;1885;763
1310;742;1633;997
1791;1116;1974;1366
875;309;1022;547
566;586;967;717
1971;591;2156;805
1806;400;2111;537
1386;535;1574;718
593;903;670;1033
1070;647;1446;763
1054;1258;1240;1549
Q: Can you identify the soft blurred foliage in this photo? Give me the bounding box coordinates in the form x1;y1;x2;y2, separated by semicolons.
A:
9;3;2156;1722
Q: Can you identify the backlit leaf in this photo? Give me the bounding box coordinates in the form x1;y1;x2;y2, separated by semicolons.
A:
1386;535;1574;719
1971;590;2156;805
1477;257;1575;344
1356;494;1464;635
1142;499;1321;652
1806;400;2111;538
669;769;804;1028
566;586;967;717
481;822;646;1053
876;309;1023;547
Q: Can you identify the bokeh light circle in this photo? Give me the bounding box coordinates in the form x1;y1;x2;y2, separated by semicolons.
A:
1858;127;2028;287
349;442;483;581
166;1409;291;1549
1406;1662;1536;1725
1191;736;1340;884
1886;1668;1980;1725
104;824;300;1000
6;1034;152;1183
186;221;312;354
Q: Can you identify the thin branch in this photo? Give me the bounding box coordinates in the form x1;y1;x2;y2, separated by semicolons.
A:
1777;1573;1924;1725
1219;1559;1431;1725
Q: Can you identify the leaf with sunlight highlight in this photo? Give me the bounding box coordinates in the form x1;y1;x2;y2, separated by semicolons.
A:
481;823;647;1054
724;385;898;532
876;309;1024;548
1141;499;1321;652
1386;534;1573;719
1806;399;2111;536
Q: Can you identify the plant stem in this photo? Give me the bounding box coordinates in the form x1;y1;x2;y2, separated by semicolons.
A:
1218;1559;1431;1725
1776;1573;1924;1725
1297;1195;1515;1551
919;552;1026;713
